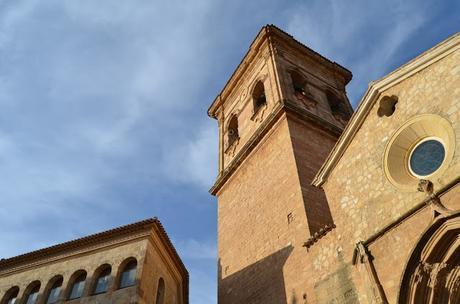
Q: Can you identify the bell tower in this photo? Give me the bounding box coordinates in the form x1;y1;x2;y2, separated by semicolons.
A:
208;25;353;303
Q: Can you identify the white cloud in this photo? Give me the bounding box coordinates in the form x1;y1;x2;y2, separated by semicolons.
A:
162;121;218;188
175;238;217;260
286;0;430;104
0;1;455;303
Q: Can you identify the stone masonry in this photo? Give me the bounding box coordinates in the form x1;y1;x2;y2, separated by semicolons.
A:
209;25;460;303
0;218;188;304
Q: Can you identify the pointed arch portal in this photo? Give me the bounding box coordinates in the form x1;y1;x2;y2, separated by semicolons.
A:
399;214;460;304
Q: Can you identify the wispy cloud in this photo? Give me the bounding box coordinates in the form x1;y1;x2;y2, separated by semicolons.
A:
0;1;457;303
286;0;432;105
175;238;217;260
162;122;218;188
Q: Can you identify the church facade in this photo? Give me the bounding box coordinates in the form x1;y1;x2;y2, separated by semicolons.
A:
208;25;460;303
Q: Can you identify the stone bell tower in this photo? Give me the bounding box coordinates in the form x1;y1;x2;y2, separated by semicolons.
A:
208;25;353;303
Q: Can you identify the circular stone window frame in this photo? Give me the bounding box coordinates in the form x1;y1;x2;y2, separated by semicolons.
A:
383;114;455;192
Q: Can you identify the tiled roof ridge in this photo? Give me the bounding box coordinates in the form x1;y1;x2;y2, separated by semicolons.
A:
0;218;156;270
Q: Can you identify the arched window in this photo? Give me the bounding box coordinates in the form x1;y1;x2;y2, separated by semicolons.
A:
252;80;266;113
1;286;19;304
326;90;350;121
44;276;63;304
67;271;87;300
118;259;137;289
290;71;307;96
92;265;111;295
23;281;40;304
155;278;165;304
227;115;239;146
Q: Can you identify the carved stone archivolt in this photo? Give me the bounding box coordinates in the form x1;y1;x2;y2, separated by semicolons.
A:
399;214;460;304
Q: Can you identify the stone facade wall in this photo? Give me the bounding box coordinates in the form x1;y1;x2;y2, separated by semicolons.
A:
321;46;460;303
274;42;352;128
215;28;459;304
139;237;185;304
217;114;348;303
218;40;280;170
218;114;304;303
215;29;357;304
0;237;147;304
0;227;187;304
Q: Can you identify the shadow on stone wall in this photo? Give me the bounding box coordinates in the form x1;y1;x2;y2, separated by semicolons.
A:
218;246;293;304
287;116;335;236
314;251;359;304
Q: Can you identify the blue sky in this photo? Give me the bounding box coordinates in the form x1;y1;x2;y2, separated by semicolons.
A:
0;0;458;303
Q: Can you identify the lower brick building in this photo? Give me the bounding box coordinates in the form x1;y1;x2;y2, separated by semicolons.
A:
0;218;188;304
208;25;459;303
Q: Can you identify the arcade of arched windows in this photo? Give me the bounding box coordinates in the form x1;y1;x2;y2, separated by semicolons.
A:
0;257;145;304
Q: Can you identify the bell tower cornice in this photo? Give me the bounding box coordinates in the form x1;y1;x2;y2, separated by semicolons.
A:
209;99;343;195
207;24;352;119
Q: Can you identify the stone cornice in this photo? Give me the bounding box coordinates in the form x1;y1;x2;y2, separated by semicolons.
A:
0;231;150;276
312;32;460;187
210;99;343;196
0;219;154;273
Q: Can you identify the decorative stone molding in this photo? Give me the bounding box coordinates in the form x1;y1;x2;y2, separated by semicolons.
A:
303;224;335;249
250;104;267;123
383;114;455;192
224;137;239;157
352;242;388;304
418;179;458;216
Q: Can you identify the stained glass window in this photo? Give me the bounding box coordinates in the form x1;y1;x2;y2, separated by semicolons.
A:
409;139;445;177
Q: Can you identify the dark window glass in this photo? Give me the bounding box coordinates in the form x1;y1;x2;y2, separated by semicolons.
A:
46;278;62;304
326;90;350;121
119;261;137;288
93;268;111;294
290;71;307;96
69;273;86;300
3;287;19;304
409;139;445;176
155;278;165;304
252;81;266;112
227;116;239;146
25;285;40;304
